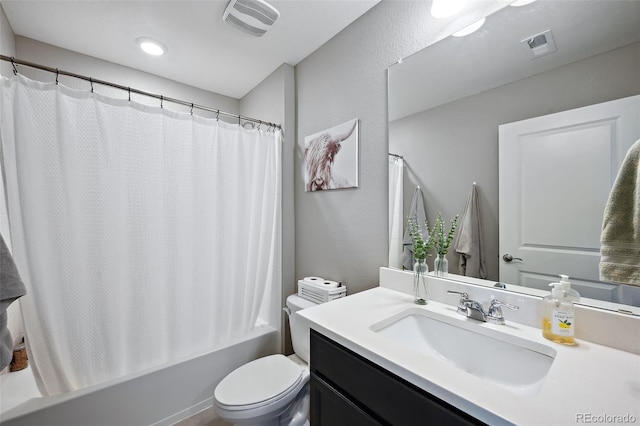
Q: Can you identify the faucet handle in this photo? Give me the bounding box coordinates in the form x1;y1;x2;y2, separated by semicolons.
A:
490;297;519;310
447;291;471;316
487;297;519;325
447;290;469;299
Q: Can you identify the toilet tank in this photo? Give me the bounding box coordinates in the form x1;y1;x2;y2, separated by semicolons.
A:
286;294;318;363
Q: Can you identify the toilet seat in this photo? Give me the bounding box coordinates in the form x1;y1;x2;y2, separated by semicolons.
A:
214;354;305;411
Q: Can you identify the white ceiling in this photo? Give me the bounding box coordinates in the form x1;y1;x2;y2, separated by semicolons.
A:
1;0;380;99
389;0;640;121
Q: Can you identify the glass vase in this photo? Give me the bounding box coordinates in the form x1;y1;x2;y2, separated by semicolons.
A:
434;254;449;278
413;258;428;305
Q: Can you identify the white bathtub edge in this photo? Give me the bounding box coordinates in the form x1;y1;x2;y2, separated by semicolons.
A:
0;325;278;426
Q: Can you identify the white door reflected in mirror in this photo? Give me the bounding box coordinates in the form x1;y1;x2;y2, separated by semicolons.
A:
499;95;640;305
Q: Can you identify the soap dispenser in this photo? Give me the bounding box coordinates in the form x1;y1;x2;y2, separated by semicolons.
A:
557;274;580;303
542;278;576;345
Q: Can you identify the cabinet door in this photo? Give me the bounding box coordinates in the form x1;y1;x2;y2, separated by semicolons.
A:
310;330;485;426
310;373;383;426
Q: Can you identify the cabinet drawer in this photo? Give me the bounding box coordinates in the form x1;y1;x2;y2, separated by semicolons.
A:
310;329;484;426
311;373;383;426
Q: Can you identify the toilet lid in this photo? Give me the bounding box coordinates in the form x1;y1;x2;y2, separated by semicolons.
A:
215;354;303;407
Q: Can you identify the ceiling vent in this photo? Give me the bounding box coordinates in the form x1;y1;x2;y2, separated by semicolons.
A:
521;29;557;59
223;0;280;37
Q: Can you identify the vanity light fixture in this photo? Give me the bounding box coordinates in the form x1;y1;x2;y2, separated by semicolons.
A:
452;17;486;37
510;0;537;6
431;0;467;19
136;37;167;56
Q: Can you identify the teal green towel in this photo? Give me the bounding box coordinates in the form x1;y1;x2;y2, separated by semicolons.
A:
599;139;640;286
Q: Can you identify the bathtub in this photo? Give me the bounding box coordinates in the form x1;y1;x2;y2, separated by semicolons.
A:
0;325;278;426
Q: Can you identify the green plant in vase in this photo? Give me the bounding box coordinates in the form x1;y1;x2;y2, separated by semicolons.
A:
431;213;459;277
407;216;434;304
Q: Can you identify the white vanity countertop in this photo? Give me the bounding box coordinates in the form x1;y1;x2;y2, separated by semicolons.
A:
298;287;640;426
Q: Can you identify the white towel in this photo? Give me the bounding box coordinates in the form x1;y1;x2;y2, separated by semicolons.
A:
599;139;640;286
402;186;428;270
1;232;27;370
453;184;487;279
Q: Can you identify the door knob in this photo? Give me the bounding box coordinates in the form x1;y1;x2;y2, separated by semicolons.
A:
502;254;523;262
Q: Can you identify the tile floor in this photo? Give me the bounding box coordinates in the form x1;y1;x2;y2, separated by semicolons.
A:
174;407;231;426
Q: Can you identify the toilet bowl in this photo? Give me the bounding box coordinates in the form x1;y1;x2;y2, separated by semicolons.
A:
214;354;310;426
213;294;318;426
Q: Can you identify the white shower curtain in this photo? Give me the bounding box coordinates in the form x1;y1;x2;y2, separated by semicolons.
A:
388;156;404;269
0;75;281;396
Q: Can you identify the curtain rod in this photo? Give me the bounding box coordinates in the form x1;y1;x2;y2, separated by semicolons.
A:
388;153;403;159
0;55;281;130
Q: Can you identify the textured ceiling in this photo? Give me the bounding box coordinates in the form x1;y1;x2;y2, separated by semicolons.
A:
2;0;380;99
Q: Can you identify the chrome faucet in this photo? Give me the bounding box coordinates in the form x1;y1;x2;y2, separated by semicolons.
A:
447;291;519;324
448;291;487;321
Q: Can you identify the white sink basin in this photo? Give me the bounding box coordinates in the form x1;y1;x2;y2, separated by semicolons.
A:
371;308;556;395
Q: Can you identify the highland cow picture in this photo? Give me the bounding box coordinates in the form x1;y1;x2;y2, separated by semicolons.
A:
304;119;359;192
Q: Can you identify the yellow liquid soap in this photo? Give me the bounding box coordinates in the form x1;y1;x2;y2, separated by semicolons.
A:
542;318;575;345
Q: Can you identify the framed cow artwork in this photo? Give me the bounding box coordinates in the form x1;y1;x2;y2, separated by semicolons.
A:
304;118;359;192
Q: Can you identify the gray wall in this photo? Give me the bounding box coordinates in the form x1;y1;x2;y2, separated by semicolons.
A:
0;4;15;239
0;3;14;76
294;0;508;294
14;37;238;117
390;42;640;280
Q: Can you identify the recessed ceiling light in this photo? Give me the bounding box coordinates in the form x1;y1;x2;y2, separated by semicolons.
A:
136;37;167;56
452;18;486;37
431;0;468;19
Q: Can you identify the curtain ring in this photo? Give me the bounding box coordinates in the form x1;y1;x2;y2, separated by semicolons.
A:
89;77;94;93
160;95;163;109
10;58;17;75
216;110;220;121
257;120;262;130
190;103;194;115
128;87;131;102
55;69;59;85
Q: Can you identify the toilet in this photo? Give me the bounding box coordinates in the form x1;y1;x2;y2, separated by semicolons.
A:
213;294;318;426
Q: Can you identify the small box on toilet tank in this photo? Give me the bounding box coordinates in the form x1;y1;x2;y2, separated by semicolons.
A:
297;276;347;304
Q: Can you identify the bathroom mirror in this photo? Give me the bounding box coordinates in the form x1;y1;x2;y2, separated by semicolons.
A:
388;0;640;313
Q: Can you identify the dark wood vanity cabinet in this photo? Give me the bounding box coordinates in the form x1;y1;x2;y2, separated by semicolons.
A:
309;329;485;426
